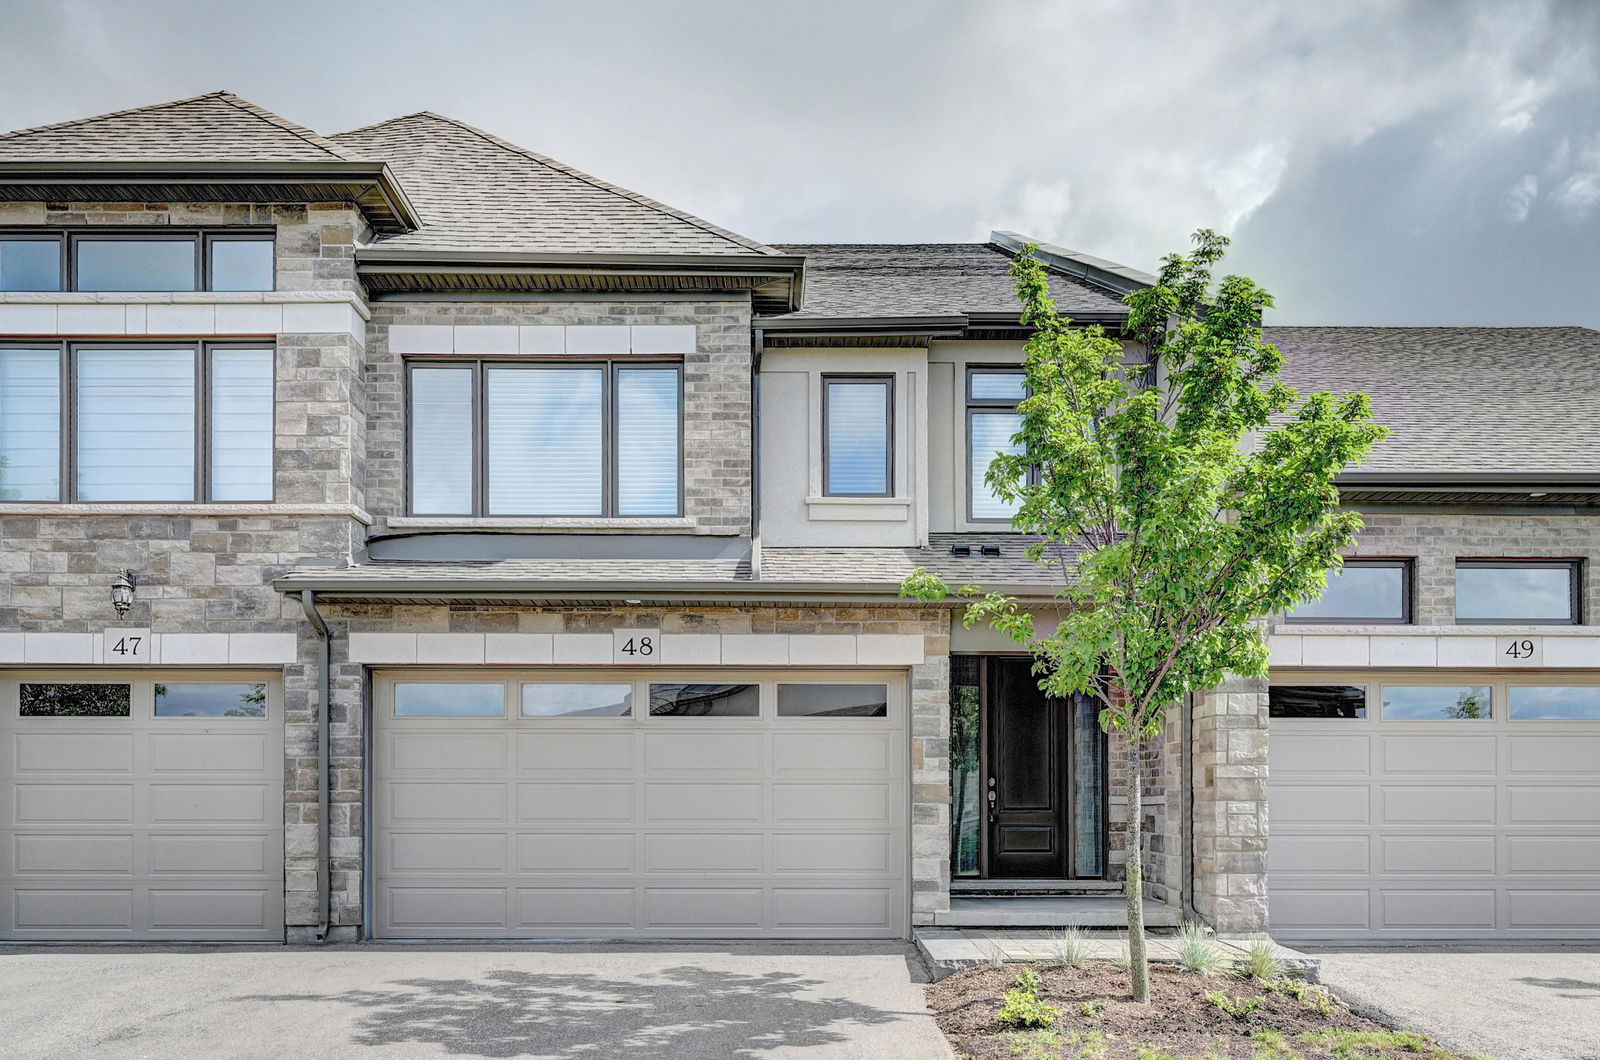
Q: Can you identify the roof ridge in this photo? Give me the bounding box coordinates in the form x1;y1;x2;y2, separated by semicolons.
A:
0;89;237;140
338;111;780;256
211;92;355;160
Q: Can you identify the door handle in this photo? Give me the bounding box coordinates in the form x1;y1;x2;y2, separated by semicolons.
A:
986;787;997;824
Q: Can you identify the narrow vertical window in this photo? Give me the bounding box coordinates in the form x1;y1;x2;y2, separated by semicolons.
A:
488;366;604;515
0;348;61;500
616;366;680;515
968;368;1027;521
209;348;274;501
76;348;195;501
410;367;475;515
823;376;892;496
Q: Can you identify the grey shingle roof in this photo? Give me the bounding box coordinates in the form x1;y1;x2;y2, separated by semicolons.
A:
762;243;1129;322
331;113;781;257
1269;326;1600;476
0;91;355;161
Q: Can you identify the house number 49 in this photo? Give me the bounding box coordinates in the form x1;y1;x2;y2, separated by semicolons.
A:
1495;636;1542;666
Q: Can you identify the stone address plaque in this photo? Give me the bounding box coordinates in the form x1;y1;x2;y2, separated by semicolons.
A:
1495;636;1544;667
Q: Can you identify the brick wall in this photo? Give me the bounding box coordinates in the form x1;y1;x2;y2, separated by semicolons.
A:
363;299;753;535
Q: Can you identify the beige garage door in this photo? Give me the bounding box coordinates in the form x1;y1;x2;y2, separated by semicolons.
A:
0;671;285;941
373;668;907;939
1269;672;1600;941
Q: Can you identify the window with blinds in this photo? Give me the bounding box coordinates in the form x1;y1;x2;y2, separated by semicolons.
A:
967;367;1027;521
407;360;682;518
0;343;273;503
822;376;892;497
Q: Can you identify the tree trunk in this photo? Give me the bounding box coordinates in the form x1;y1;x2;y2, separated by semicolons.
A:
1125;737;1150;1002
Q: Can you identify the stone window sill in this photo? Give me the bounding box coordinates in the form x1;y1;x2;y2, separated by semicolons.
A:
804;496;913;522
386;516;697;531
0;502;372;524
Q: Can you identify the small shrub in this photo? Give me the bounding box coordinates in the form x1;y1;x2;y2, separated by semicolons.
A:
1176;919;1224;976
996;988;1061;1029
1269;977;1308;1001
988;941;1007;968
1234;936;1284;982
1204;989;1265;1021
1052;925;1094;968
1013;964;1044;994
1080;998;1108;1018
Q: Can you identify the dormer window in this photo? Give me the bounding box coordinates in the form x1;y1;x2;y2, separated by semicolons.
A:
0;230;275;292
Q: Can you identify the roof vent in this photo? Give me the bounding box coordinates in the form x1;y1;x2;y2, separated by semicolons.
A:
949;545;972;557
981;545;1002;557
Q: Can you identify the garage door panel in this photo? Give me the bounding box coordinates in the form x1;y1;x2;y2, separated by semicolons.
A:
1509;735;1600;774
375;668;906;939
1379;786;1496;825
391;782;506;822
644;833;763;873
148;834;271;875
14;733;133;773
1507;890;1600;927
1273;785;1368;825
1271;732;1369;774
518;783;635;824
520;732;634;773
1381;735;1497;775
1507;835;1600;873
149;733;269;774
1509;786;1600;823
149;784;270;824
1270;889;1370;928
516;833;634;873
1381;889;1497;929
1270;834;1369;874
388;832;507;873
149;888;270;930
13;888;134;930
643;733;760;772
15;784;134;825
1380;835;1497;874
390;732;508;773
14;834;133;875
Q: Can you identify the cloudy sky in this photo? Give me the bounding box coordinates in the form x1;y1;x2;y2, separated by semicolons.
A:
2;0;1595;325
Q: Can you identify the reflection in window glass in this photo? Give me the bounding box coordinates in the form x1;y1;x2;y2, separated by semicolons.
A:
0;239;61;291
649;683;759;717
1456;564;1576;622
208;239;274;291
394;683;505;717
521;684;632;718
0;348;61;501
20;683;131;717
1071;692;1106;877
76;239;196;292
949;657;980;877
969;370;1026;403
155;683;267;717
1509;686;1600;720
1269;685;1366;718
1289;564;1407;621
1383;685;1491;720
777;684;887;717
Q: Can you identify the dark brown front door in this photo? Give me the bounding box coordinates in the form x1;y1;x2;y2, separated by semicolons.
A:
985;657;1072;878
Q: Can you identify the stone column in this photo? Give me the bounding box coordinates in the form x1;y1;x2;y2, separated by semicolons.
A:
1190;675;1270;933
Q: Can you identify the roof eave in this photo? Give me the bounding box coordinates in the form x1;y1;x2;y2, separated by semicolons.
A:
272;574;1060;602
989;230;1156;296
0;159;420;233
1338;472;1600;488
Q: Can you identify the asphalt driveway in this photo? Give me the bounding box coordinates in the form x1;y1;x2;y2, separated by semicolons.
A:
0;941;953;1060
1311;947;1600;1060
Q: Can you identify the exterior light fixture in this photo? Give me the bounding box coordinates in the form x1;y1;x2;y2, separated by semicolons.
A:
1529;492;1549;498
110;570;138;617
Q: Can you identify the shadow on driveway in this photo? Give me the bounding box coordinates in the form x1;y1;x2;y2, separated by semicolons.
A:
240;959;912;1058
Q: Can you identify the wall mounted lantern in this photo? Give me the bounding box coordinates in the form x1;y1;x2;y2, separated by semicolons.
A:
110;570;138;618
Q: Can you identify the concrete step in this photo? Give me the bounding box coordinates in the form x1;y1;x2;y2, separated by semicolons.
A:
934;896;1182;928
914;926;1321;982
951;878;1123;895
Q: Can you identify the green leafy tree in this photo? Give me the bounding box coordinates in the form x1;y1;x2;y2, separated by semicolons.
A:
902;231;1385;1002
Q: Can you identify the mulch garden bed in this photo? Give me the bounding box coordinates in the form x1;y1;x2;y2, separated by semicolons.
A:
926;962;1479;1059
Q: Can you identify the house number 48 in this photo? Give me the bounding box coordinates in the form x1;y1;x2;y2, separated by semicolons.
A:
613;628;661;663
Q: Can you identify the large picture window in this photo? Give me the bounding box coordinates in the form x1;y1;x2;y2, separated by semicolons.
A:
0;230;274;292
407;360;682;517
1285;559;1412;623
967;367;1027;521
0;342;274;503
1455;560;1580;624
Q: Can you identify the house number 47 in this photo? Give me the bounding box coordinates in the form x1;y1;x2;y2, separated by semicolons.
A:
104;628;152;664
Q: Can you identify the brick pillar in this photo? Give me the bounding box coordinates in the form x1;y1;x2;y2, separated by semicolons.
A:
1191;675;1270;933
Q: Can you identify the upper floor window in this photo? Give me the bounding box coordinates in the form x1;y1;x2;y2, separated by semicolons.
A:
1285;559;1411;623
967;367;1026;521
0;342;274;503
0;230;274;293
822;375;892;497
408;360;681;517
1456;560;1580;624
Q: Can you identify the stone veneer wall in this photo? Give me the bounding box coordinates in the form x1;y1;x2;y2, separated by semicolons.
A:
1190;675;1270;932
318;603;953;934
1105;723;1182;906
363;299;754;535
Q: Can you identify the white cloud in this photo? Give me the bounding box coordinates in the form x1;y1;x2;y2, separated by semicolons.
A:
1505;174;1539;222
1551;134;1600;218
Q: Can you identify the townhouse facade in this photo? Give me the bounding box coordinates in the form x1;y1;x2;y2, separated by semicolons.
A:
0;92;1595;945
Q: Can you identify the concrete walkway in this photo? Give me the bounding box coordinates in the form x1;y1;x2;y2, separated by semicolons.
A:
0;942;954;1059
915;927;1319;980
1310;947;1600;1060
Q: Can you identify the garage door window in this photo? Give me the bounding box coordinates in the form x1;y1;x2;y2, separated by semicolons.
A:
1509;686;1600;720
19;682;130;717
153;682;267;718
1382;685;1492;720
394;682;505;717
776;683;888;717
521;683;632;718
1268;685;1365;718
649;683;759;717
